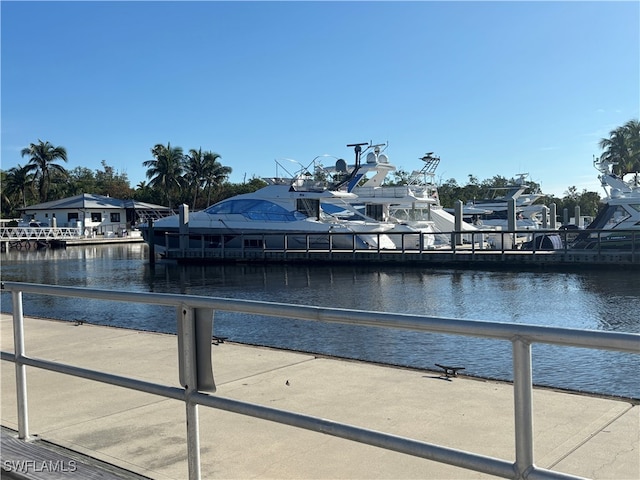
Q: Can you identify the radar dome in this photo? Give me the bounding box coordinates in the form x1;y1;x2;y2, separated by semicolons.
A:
335;159;347;172
378;153;389;164
366;152;377;164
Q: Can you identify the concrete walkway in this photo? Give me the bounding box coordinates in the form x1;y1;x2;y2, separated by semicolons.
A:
1;315;638;479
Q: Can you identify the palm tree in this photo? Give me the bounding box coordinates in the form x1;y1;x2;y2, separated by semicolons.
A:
142;142;184;207
622;119;640;173
599;119;640;176
202;151;231;206
184;148;208;208
21;140;68;202
3;164;34;208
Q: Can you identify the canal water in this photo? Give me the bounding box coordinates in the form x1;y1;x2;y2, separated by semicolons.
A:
1;243;639;399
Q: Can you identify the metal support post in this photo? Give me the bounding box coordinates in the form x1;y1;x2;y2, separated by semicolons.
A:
513;337;535;479
179;205;189;253
508;198;517;248
12;291;31;440
148;218;155;264
178;305;202;480
454;200;463;246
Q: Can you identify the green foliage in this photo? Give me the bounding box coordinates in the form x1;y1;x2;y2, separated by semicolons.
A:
434;175;540;207
142;143;185;208
21;139;68;203
1;164;36;217
599;119;640;177
542;189;602;218
67;167;98;194
4;121;638;220
95;160;133;199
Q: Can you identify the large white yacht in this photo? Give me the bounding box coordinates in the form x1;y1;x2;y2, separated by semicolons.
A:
140;165;427;255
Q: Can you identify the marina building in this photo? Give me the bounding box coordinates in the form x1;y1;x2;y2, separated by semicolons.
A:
18;193;172;237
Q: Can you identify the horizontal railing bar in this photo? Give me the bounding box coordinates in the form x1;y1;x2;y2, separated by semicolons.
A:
192;392;518;479
527;467;586;480
1;351;16;362
2;353;185;402
2;282;638;353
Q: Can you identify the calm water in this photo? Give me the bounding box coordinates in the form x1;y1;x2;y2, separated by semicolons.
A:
1;243;639;399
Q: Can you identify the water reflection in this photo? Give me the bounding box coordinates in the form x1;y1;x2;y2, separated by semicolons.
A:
1;244;639;398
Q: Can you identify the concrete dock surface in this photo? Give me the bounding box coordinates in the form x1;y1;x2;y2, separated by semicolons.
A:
1;314;638;479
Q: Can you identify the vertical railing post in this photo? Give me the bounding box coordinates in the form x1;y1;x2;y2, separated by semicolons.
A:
178;305;202;480
12;290;31;440
329;232;333;259
513;337;535;479
352;232;356;260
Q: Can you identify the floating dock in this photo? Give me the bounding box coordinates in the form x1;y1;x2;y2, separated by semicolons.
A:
0;233;143;252
151;224;639;269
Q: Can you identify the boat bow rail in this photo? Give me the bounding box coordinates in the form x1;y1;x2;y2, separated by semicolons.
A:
1;281;638;480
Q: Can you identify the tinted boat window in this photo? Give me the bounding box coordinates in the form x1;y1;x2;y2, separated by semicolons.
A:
205;199;300;222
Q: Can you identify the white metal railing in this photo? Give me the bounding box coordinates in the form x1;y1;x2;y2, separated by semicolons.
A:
1;281;638;480
0;227;82;241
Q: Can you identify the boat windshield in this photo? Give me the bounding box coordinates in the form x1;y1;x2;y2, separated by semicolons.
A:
205;199;304;222
588;204;637;229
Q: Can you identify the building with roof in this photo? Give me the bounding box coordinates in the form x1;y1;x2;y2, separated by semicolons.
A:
18;194;173;236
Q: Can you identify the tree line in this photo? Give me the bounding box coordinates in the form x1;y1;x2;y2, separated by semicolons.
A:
1;141;264;219
2;119;638;220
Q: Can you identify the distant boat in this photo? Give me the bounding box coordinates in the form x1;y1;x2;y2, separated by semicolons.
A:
570;159;640;250
444;173;545;232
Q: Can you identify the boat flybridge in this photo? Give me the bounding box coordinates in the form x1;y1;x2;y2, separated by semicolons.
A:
571;158;640;250
309;143;472;246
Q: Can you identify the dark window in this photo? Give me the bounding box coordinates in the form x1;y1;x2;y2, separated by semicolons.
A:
205;199;300;222
68;213;79;222
110;212;121;222
91;213;102;222
243;238;265;248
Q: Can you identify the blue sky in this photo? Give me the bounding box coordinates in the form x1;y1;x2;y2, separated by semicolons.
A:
2;1;638;198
